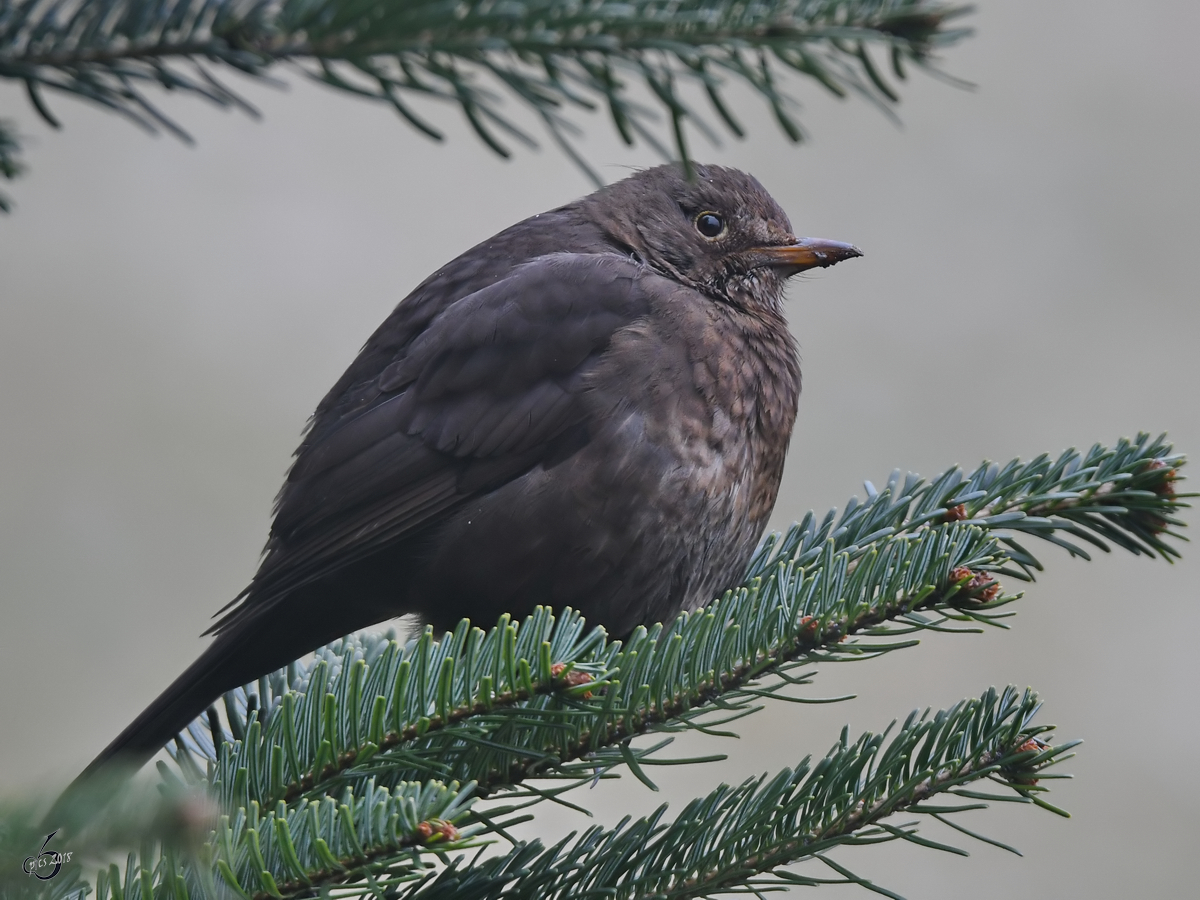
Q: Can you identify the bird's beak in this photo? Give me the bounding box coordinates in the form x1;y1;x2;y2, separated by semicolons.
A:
751;238;863;273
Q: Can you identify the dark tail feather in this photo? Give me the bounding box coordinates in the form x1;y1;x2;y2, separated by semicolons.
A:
43;625;273;834
44;576;400;834
81;631;265;780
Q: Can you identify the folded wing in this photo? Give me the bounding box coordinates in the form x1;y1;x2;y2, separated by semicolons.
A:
209;253;650;633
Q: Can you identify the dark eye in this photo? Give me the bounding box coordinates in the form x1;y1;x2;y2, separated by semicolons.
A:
695;212;724;238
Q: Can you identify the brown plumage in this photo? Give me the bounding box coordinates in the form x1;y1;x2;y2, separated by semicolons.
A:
72;162;861;793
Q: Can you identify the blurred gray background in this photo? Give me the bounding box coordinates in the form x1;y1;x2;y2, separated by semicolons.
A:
1;1;1197;896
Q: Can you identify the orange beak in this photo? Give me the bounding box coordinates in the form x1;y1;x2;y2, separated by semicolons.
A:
751;238;863;273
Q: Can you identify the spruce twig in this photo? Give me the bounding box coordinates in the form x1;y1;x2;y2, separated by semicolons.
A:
0;0;973;202
9;435;1184;900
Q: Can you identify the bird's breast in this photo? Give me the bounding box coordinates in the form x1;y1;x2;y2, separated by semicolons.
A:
410;274;801;633
583;277;800;550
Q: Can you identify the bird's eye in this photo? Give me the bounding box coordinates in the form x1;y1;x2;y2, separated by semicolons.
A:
695;212;724;238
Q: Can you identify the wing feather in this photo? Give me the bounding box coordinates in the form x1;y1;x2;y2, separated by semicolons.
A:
219;254;649;629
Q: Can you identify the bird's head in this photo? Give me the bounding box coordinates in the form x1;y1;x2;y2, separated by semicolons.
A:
585;163;861;311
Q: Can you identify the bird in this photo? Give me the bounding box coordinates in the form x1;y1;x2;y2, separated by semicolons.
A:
72;162;860;794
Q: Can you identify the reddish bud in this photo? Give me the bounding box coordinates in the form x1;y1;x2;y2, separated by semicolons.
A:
943;504;968;522
1006;737;1049;785
551;662;594;698
950;567;1001;602
1146;459;1178;498
415;819;460;843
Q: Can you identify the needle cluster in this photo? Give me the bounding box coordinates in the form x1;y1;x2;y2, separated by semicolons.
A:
17;433;1185;900
0;0;973;206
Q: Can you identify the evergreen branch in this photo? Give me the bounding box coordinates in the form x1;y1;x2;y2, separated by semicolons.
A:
744;431;1190;583
0;1;974;195
378;687;1072;900
63;686;1071;900
165;435;1185;823
33;435;1186;899
171;608;617;809
170;522;1008;815
82;778;480;900
0;118;22;211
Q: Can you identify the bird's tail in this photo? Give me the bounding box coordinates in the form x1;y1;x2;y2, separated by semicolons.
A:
44;582;394;834
42;624;269;834
86;630;268;777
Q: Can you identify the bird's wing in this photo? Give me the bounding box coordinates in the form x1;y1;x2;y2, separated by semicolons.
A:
212;253;650;630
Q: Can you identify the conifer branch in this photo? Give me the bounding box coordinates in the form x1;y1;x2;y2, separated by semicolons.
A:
0;118;22;211
159;434;1185;821
166;522;1007;812
11;435;1185;900
87;686;1074;900
0;0;974;197
389;687;1072;900
745;431;1189;581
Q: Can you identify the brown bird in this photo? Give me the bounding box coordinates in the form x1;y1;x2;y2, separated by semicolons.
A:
77;163;860;786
